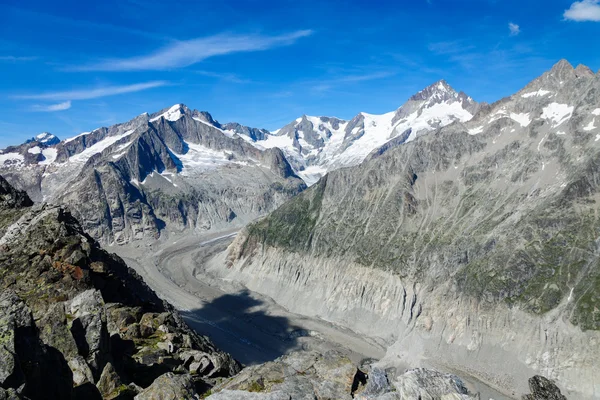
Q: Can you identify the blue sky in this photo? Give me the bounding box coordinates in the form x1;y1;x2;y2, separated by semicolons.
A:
1;0;599;147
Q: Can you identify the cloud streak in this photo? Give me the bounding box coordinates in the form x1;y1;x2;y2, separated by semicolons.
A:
73;30;313;71
311;71;396;93
564;0;600;21
15;81;168;101
31;101;72;112
194;70;252;84
428;41;475;55
0;56;38;62
509;22;520;36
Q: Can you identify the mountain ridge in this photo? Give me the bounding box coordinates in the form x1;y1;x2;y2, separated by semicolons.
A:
209;59;600;398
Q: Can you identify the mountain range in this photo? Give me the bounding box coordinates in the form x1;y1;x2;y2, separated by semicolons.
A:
0;77;483;244
216;59;600;398
1;59;600;398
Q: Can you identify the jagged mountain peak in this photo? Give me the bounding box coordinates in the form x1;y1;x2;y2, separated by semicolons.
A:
34;132;60;145
515;58;596;100
409;79;459;103
575;64;594;78
550;58;574;72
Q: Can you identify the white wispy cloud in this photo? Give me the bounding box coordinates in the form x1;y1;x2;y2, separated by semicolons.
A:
31;100;71;112
194;70;251;84
73;30;313;71
15;81;168;101
564;0;600;21
311;71;396;93
0;55;38;61
509;22;521;36
428;41;475;55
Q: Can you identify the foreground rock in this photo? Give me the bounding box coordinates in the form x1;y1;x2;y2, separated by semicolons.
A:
0;175;240;399
206;351;478;400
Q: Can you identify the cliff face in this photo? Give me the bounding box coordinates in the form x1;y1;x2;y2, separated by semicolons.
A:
215;61;600;398
0;175;240;399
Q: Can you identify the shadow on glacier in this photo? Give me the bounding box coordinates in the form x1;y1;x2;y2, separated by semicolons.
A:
179;289;307;366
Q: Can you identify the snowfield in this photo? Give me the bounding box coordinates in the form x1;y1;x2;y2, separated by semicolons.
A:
541;103;574;127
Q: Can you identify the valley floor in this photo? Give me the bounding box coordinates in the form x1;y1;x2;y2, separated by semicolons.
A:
112;231;386;366
113;231;515;400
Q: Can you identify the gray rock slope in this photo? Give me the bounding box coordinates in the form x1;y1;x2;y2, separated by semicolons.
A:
244;80;480;185
0;105;305;244
0;175;240;399
213;60;600;398
206;350;480;400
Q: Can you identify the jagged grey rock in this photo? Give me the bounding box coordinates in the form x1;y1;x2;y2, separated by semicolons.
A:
0;176;240;399
96;362;122;398
208;350;363;400
133;373;197;400
393;369;476;400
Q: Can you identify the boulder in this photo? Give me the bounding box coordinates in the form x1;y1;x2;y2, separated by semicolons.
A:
134;373;198;400
69;356;95;385
393;368;477;400
522;376;567;400
354;367;393;399
96;362;123;398
69;290;110;374
0;291;72;399
0;388;21;400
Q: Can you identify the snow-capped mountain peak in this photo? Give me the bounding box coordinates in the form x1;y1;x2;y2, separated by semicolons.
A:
247;80;478;185
410;79;457;103
35;132;60;145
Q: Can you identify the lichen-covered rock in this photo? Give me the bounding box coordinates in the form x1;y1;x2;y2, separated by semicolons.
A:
96;362;123;399
0;388;21;400
209;351;364;400
134;373;198;400
69;356;95;386
0;177;240;399
0;291;73;399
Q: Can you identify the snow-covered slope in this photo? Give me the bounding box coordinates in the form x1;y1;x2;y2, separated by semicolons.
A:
246;80;478;185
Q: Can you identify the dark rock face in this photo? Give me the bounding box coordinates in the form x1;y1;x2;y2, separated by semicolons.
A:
522;376;567;400
0;176;33;209
0;177;240;399
221;122;269;141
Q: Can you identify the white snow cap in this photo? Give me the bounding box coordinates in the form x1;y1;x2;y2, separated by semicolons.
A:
36;132;58;143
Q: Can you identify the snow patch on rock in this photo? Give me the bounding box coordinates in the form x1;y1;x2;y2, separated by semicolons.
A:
541;103;574;127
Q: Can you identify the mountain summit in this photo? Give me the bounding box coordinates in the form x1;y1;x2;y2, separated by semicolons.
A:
242;80;478;184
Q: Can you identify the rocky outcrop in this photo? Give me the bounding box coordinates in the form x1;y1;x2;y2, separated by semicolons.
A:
206;351;479;400
0;176;240;399
0;176;32;210
133;373;197;400
217;60;600;398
